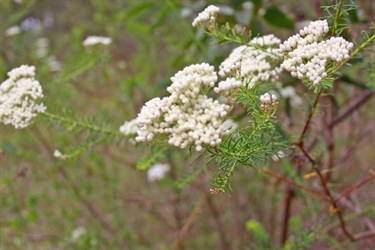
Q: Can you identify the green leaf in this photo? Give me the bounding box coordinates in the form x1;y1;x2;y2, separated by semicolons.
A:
125;2;154;19
177;164;207;191
136;146;168;171
263;7;294;29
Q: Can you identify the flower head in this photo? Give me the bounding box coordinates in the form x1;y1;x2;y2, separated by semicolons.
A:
214;78;242;102
280;20;353;86
82;36;112;47
260;92;278;113
136;63;232;151
192;5;220;30
219;35;282;87
1;65;46;129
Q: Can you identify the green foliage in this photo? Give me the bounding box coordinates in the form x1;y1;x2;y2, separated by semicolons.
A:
282;220;325;250
263;7;295;30
136;146;168;171
208;86;288;192
322;0;358;36
246;219;273;249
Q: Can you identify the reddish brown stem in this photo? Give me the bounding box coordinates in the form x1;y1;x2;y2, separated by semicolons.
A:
335;174;375;202
299;90;323;143
329;91;373;129
254;166;329;201
172;193;207;250
313;166;355;241
322;95;335;182
281;184;295;245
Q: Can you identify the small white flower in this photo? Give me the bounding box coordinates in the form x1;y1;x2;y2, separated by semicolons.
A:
147;163;170;182
192;5;220;28
71;227;86;242
47;56;63;72
5;26;21;37
260;92;278;113
82;36;112;47
0;65;46;129
221;119;238;135
35;37;49;58
271;150;285;161
53;149;68;159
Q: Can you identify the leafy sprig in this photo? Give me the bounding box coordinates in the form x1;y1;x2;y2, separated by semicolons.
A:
207;86;288;192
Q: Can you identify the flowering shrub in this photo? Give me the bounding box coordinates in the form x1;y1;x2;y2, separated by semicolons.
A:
1;1;374;249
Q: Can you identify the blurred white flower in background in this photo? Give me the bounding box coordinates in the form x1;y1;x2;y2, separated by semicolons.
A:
83;36;112;47
280;86;303;107
35;37;49;58
71;227;86;242
53;149;68;160
147;163;170;182
5;26;21;37
47;56;63;72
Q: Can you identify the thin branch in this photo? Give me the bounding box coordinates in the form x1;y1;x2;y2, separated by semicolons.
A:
335;173;375;202
299;90;323;143
312;166;355;241
253;166;329;201
330;91;374;128
172;192;208;250
42;111;122;136
331;0;345;36
322;95;335;182
281;184;295;245
329;230;375;250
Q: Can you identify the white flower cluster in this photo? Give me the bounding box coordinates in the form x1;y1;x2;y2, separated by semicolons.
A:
82;36;112;47
214;78;242;96
1;65;46;129
136;63;231;151
260;92;278;113
219;35;282;87
147;163;170;182
192;5;220;29
280;20;354;86
119;119;139;136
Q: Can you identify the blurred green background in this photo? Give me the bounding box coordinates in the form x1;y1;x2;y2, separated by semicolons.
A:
1;0;374;249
